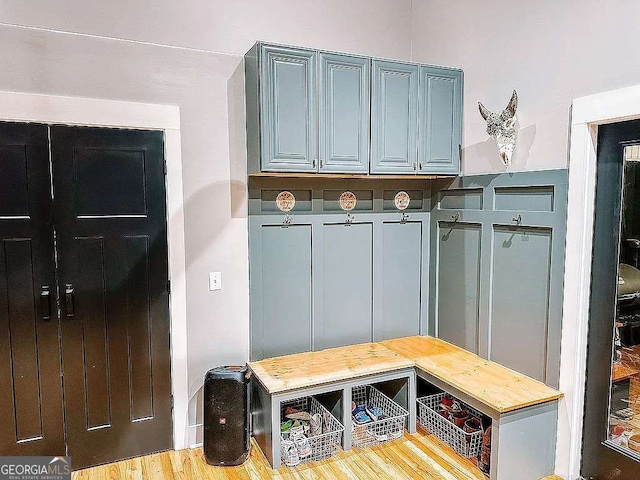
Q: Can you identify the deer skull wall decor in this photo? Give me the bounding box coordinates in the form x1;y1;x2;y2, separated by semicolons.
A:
478;90;518;167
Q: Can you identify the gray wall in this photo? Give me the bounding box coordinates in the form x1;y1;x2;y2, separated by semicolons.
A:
411;0;640;174
0;0;414;441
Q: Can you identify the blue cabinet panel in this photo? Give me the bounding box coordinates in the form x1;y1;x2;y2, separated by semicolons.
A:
490;226;552;382
435;222;481;352
375;221;423;340
370;61;419;174
320;222;373;348
250;223;312;359
319;53;370;173
260;45;317;172
418;67;462;174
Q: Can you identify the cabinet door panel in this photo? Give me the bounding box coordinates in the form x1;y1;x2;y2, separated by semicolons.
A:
260;46;316;172
490;226;552;382
436;222;481;353
375;221;422;340
419;67;462;174
251;224;312;359
319;54;370;173
371;61;419;174
321;223;373;348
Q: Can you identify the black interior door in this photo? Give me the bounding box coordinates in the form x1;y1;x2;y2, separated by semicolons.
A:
0;122;65;456
582;119;640;479
50;126;172;468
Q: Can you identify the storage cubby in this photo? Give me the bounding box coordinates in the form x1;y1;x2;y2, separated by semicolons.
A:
279;394;344;466
415;378;492;477
351;385;409;449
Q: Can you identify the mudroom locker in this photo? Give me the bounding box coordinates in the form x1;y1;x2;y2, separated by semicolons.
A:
0;122;173;469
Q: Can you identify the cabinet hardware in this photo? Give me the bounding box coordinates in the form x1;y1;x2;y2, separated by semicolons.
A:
282;214;293;228
512;214;522;225
345;213;355;226
451;212;460;222
41;286;51;321
400;213;409;224
65;284;75;317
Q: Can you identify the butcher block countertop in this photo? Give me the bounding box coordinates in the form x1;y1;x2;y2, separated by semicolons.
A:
249;335;563;413
382;336;563;413
248;342;414;394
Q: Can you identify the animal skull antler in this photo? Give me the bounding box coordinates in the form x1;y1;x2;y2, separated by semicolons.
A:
478;90;518;167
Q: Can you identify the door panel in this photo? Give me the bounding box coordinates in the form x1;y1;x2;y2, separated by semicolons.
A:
375;221;422;340
50;126;172;468
418;67;462;174
319;53;370;173
371;60;418;174
436;222;481;353
0;122;65;456
260;45;317;172
582;120;640;479
321;223;373;348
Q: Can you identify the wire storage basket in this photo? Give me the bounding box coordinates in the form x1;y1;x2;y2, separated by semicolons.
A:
417;392;484;458
351;385;409;449
279;396;344;465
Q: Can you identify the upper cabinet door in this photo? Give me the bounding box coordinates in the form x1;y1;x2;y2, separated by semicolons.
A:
260;45;317;172
318;53;370;173
418;67;463;174
370;60;419;174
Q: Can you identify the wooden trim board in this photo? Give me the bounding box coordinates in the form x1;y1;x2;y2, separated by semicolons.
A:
382;336;563;413
248;342;414;393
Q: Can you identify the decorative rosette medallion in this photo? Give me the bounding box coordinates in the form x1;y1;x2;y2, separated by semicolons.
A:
339;191;357;211
275;191;296;212
394;191;410;210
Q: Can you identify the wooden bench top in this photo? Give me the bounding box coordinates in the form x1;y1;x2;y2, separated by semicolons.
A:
381;336;563;413
248;342;414;394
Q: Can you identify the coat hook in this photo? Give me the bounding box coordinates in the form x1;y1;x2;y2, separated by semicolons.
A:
282;213;293;228
451;212;460;222
345;213;354;226
400;213;409;224
512;214;522;225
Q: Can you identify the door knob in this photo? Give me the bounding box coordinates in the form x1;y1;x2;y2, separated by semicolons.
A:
65;284;75;317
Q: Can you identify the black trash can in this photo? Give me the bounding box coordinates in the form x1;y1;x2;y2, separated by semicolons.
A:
203;365;250;466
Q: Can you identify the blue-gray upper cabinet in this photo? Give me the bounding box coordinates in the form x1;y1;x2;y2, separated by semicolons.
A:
370;60;419;174
318;53;370;173
418;67;463;175
259;45;317;172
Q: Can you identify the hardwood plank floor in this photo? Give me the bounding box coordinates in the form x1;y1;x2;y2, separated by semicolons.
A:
72;430;489;480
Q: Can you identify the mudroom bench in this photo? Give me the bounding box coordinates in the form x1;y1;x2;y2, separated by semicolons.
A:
248;336;563;479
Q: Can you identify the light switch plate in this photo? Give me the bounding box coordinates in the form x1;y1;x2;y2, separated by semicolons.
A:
209;272;222;291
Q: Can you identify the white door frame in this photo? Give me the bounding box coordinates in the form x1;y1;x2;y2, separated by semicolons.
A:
0;91;190;451
558;84;640;479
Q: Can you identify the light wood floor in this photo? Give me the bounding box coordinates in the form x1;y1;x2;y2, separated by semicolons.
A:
72;429;489;480
72;429;563;480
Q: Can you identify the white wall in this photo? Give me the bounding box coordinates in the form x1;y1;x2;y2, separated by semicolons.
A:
0;0;413;442
411;0;640;174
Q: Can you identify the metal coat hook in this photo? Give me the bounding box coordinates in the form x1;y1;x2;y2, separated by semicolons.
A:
345;213;355;226
400;213;410;224
282;213;293;228
512;214;522;226
451;212;460;222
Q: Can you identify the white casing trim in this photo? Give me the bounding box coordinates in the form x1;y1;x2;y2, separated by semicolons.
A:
0;91;190;451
